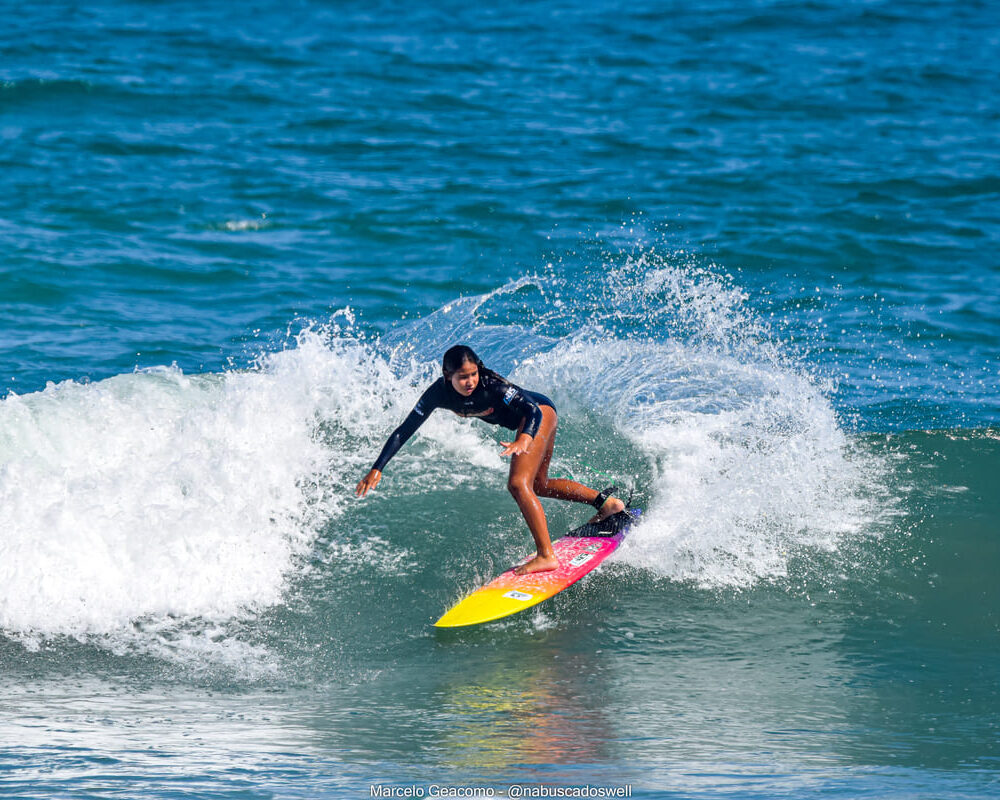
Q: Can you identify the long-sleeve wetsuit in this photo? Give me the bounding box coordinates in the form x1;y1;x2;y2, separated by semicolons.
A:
371;373;555;472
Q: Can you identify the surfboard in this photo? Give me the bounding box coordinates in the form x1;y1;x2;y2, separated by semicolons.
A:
434;509;640;628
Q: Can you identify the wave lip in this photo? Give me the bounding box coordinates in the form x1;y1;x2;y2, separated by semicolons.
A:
509;259;884;589
0;256;890;655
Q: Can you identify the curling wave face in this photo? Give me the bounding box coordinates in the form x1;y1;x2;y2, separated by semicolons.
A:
508;260;884;587
0;257;885;659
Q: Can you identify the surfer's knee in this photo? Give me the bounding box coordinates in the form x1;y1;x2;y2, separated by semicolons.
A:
507;477;533;500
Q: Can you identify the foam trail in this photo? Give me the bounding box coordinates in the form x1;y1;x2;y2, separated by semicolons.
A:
383;254;881;589
0;321;510;658
0;371;307;641
0;330;400;652
510;257;881;588
0;254;885;662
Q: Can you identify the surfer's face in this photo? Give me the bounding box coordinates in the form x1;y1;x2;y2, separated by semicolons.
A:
450;362;479;396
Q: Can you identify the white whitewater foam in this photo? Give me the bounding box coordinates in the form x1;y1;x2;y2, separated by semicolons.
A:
380;256;879;590
0;363;320;643
0;255;884;661
512;261;879;589
0;325;496;657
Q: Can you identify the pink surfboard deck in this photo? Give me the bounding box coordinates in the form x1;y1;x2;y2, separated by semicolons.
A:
434;510;640;628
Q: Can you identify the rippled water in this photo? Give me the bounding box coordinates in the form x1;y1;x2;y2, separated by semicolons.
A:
1;0;998;797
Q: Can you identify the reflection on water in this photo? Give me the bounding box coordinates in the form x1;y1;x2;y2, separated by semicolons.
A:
433;638;618;772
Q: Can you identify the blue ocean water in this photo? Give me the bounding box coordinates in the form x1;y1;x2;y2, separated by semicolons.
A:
1;1;998;798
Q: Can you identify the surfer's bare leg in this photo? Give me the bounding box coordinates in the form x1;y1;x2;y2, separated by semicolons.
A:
530;413;625;522
509;406;560;575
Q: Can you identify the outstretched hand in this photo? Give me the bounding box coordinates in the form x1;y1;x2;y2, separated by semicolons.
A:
355;469;382;497
499;433;533;457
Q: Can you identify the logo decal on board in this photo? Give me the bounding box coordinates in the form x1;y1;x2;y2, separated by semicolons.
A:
503;590;533;601
569;553;595;567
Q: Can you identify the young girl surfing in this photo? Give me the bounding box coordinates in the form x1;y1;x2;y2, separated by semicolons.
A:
355;345;626;575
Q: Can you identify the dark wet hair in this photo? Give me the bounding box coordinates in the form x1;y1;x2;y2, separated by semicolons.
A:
442;344;507;386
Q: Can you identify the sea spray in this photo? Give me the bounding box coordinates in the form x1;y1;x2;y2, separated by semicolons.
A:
0;255;885;660
0;324;501;658
0;363;324;644
508;254;883;587
385;253;883;588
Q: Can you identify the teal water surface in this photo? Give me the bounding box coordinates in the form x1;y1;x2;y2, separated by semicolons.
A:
1;0;998;797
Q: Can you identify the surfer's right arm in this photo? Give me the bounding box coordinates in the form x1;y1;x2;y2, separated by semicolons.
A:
355;382;441;497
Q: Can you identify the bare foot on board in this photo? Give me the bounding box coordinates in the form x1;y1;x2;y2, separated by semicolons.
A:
513;553;560;575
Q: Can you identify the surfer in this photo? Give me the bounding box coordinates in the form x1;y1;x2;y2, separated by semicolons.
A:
355;344;626;574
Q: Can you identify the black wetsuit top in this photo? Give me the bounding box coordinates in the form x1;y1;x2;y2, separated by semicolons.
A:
371;373;556;472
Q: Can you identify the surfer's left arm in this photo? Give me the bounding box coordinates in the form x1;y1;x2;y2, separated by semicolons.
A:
356;382;440;496
355;410;423;497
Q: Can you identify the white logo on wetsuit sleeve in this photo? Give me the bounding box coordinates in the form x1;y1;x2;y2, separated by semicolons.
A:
502;387;517;405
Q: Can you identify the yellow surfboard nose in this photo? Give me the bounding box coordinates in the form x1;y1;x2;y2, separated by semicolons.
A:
434;587;545;627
